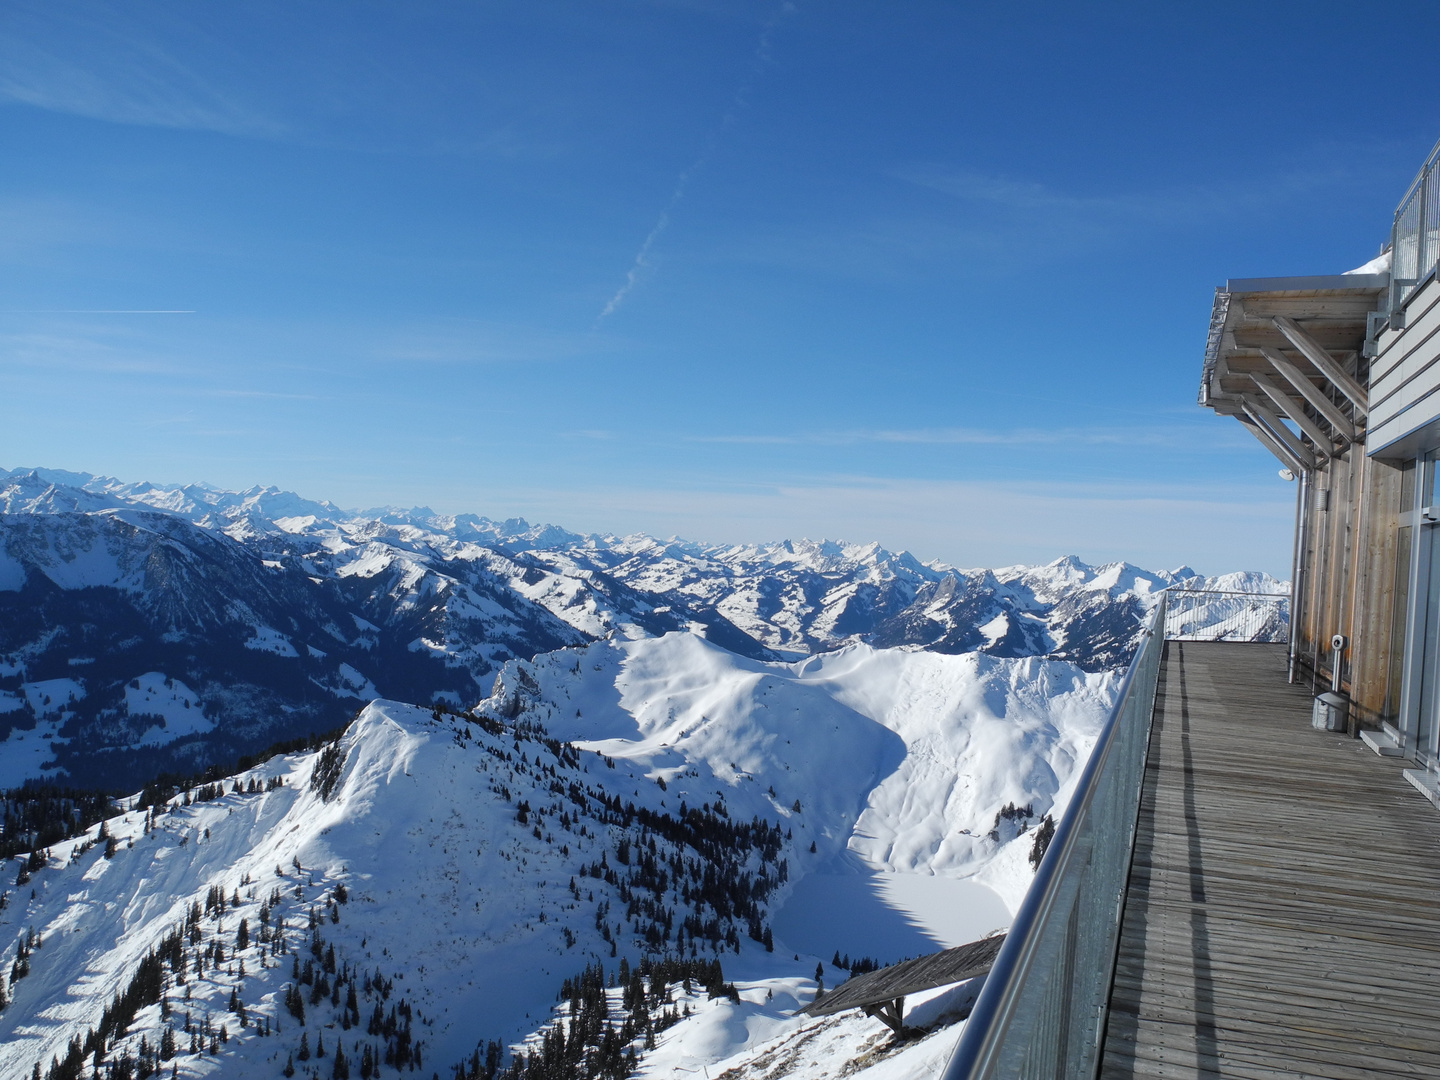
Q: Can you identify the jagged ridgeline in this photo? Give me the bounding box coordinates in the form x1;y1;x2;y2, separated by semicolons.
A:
2;696;794;1080
0;466;1278;792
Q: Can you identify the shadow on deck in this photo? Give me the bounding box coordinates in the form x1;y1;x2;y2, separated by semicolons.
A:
1099;641;1440;1079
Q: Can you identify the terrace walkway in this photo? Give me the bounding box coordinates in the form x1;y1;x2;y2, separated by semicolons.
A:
1098;641;1440;1079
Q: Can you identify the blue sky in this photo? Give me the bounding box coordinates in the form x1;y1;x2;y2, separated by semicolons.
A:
3;1;1439;575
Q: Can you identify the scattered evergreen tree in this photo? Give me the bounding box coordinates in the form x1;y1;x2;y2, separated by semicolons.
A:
1029;814;1056;870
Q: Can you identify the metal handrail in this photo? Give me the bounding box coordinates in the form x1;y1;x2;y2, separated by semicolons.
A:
941;594;1167;1080
1163;585;1288;643
1162;587;1287;597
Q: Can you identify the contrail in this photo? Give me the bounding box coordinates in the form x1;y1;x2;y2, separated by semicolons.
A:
597;2;797;323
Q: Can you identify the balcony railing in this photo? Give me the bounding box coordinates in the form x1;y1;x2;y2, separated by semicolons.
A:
1163;587;1288;643
940;583;1292;1079
1393;138;1440;310
940;594;1167;1080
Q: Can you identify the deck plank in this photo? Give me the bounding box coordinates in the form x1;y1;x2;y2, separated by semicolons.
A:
1098;641;1440;1079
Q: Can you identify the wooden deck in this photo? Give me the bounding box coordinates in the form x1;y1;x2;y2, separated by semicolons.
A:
1099;641;1440;1079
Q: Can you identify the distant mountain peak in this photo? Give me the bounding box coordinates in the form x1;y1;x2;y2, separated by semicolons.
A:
0;464;1285;789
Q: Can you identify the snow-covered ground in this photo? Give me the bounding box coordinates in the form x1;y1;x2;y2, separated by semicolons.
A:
0;631;1116;1079
0;465;1288;1078
0;716;67;788
125;673;217;746
637;977;985;1080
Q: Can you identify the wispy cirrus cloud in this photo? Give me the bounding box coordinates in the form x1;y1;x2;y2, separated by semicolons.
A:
371;319;614;366
0;4;283;136
200;389;325;402
723;157;1376;283
685;423;1245;450
893;166;1194;218
892;160;1366;229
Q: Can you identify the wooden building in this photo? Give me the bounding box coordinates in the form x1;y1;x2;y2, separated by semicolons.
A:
1199;139;1440;803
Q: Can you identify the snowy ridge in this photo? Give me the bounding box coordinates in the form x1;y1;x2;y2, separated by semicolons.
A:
1;631;1114;1079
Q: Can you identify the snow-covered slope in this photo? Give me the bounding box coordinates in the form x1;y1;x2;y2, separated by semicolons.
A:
0;632;1113;1080
502;634;1114;907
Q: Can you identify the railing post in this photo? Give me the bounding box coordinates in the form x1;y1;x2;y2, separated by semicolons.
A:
1420;167;1429;287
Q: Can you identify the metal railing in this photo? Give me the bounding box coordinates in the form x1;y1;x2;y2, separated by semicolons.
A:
1392;138;1440;311
941;594;1167;1080
1163;588;1289;643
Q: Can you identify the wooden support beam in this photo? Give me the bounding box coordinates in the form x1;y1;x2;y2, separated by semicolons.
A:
1249;372;1333;457
1241;396;1318;471
1237;413;1307;476
1240;403;1314;473
862;996;908;1036
1259;346;1357;442
1270;315;1369;415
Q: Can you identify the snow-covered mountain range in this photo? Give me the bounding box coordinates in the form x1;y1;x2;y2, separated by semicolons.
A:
1;634;1118;1080
0;466;1282;790
0;465;1287;1080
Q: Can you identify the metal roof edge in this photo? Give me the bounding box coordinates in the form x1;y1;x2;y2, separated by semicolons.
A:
1224;273;1388;294
1199;288;1229;408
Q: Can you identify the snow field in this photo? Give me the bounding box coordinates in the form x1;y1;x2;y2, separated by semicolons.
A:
0;629;1118;1080
125;673;217;746
0;690;794;1077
